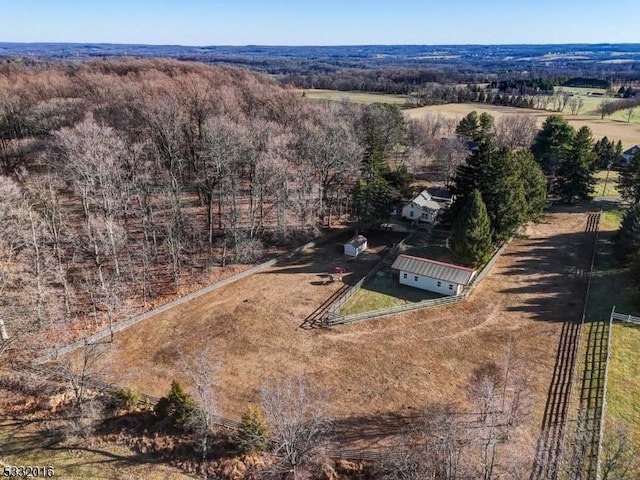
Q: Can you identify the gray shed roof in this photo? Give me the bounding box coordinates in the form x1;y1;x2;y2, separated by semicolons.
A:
391;254;475;285
345;235;367;248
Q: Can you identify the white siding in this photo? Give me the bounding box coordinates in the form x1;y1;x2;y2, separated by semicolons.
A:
344;241;367;257
401;203;434;223
398;270;462;296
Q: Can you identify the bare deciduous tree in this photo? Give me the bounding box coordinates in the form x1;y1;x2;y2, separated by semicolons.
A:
494;116;538;150
179;347;221;475
260;377;333;479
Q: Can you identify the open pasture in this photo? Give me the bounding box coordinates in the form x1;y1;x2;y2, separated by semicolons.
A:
301;89;409;105
90;209;596;459
405;103;640;148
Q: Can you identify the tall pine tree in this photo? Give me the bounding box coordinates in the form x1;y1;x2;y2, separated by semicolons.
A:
556;126;596;203
514;150;548;221
615;203;640;263
484;150;528;242
450;189;493;267
531;115;575;175
618;151;640;205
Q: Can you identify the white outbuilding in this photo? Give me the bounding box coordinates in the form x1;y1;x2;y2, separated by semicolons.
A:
391;254;475;296
344;235;367;257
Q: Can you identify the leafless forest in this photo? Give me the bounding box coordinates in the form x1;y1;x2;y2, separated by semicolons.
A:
0;59;483;363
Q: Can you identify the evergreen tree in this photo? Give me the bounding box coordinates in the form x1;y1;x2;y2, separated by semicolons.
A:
593;136;617;169
236;405;270;453
531;115;576;175
154;380;198;426
618;151;640;204
556;126;596;203
455;111;495;141
450;189;493;267
479;112;495;138
484;150;528;242
515;150;548;221
455;111;481;141
445;138;495;225
351;167;391;230
615;203;640;263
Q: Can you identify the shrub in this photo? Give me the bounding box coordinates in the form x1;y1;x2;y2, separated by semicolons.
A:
154;380;198;426
236;405;270;453
106;386;140;409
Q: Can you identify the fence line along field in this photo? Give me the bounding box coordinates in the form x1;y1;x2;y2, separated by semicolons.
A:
66;209;595;460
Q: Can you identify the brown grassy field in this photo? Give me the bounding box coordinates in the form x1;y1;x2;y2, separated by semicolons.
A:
84;209;596;460
405;103;640;149
0;420;196;480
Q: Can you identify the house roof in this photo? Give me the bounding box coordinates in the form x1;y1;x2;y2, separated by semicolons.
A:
345;235;367;248
391;254;475;285
465;140;480;152
427;187;455;202
623;145;640;157
410;190;442;211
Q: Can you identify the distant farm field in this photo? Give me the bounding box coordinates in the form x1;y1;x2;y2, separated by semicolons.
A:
301;89;409;105
404;103;640;149
300;88;640;147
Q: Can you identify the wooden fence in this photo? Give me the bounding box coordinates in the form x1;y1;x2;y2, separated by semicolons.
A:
32;228;351;365
324;237;512;327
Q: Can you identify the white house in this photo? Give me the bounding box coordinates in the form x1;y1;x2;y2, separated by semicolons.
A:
391;254;475;296
402;190;442;223
622;145;640;164
344;235;367;257
401;189;454;224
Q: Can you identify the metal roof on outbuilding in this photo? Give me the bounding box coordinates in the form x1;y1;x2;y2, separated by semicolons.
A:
391;254;475;285
345;235;367;248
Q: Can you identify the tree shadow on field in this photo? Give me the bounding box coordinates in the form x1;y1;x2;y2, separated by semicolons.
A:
496;228;596;324
329;411;425;448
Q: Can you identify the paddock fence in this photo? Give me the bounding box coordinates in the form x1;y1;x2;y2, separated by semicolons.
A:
32;228;352;365
324;237;512;327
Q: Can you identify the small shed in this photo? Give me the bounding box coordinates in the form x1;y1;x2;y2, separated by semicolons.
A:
391;254;475;296
344;235;367;257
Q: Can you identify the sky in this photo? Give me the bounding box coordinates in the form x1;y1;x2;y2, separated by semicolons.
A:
2;0;639;46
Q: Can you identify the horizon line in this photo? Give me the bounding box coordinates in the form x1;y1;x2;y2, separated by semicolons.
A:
2;41;640;49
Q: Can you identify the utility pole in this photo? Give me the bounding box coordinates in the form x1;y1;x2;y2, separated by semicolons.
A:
601;162;612;197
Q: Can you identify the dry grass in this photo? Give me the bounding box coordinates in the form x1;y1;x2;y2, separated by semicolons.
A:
301;89;409;105
71;208;594;464
594;170;620;198
0;419;195;480
404;103;640;149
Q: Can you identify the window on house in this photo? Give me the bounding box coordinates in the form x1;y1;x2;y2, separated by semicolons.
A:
414;276;419;282
409;211;414;217
437;281;441;287
403;273;407;279
449;284;453;290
